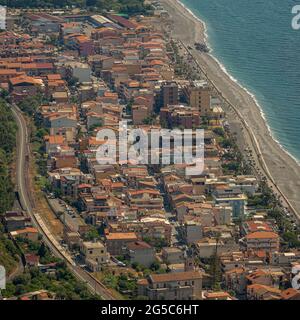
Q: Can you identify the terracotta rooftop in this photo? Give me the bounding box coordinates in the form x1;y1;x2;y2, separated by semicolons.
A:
149;271;202;283
106;232;137;241
45;135;65;145
127;241;152;250
246;231;279;240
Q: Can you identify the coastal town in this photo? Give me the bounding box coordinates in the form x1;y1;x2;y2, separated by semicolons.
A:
0;0;300;301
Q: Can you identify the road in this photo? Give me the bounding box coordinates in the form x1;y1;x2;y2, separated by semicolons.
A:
177;40;300;223
11;105;115;300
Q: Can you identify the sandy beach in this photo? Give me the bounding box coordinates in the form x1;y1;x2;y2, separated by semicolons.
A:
160;0;300;216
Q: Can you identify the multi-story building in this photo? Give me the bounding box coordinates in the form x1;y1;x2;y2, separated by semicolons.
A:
244;231;280;253
183;221;203;244
80;241;110;272
212;187;247;220
126;241;156;267
162;247;184;265
105;232;138;255
137;271;202;300
183;80;211;116
160;104;201;129
160;81;178;108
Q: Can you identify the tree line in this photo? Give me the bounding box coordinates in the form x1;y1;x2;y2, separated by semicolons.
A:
0;98;17;214
0;0;152;16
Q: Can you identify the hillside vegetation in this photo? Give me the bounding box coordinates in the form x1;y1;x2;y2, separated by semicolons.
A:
0;98;17;214
0;98;19;275
0;0;151;15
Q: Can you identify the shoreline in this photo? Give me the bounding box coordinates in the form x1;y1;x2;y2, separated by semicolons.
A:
159;0;300;216
176;0;300;167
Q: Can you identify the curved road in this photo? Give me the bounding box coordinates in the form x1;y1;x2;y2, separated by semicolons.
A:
11;105;115;300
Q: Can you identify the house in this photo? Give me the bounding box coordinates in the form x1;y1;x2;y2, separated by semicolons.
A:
20;63;54;76
64;231;81;250
52;91;69;103
3;211;29;232
25;253;39;267
203;291;235;300
269;251;300;266
126;189;164;210
162;247;184;264
44;135;66;154
46;78;68;98
68;62;91;83
19;290;56;301
247;284;282;300
246;269;284;288
224;267;247;295
244;231;280;253
137;271;202;300
105;232;138;255
9;75;44;102
126;241;156;267
0;69;23;82
281;288;300;300
48;168;93;198
195;238;227;259
47;114;77;129
10;227;39;242
183;221;203;244
80;241;110;272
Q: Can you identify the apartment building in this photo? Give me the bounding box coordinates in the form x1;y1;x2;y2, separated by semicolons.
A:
80;241;110;272
244;231;280;253
183;80;211;116
160;104;201;129
160;81;179;107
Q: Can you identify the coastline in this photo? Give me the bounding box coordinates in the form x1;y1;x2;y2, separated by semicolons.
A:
177;0;300;167
160;0;300;216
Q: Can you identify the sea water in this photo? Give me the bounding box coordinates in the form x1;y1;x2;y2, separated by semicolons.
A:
180;0;300;163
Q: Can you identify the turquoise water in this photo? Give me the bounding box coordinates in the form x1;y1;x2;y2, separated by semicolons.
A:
180;0;300;162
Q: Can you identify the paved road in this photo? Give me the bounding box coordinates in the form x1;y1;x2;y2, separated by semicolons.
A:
177;41;300;223
11;105;115;300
